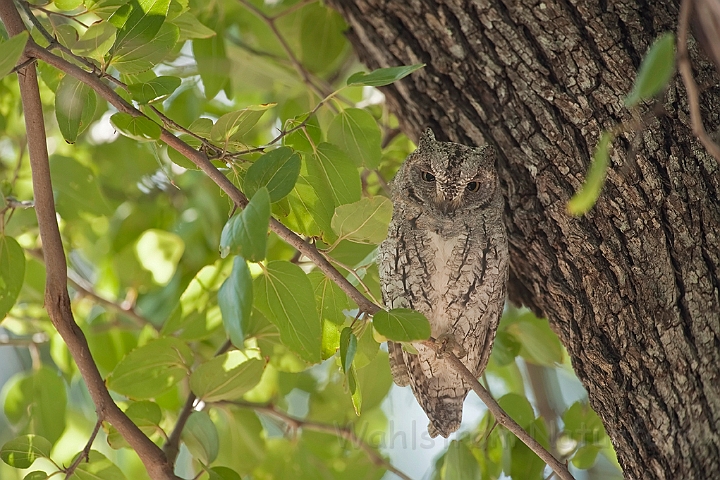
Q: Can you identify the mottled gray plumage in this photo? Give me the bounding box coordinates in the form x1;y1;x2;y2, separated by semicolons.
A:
378;129;508;438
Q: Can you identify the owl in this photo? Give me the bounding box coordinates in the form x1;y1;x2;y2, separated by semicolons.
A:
378;129;509;438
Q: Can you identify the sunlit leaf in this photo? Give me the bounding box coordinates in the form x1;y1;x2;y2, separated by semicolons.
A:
107;337;193;399
208;466;242;480
190;351;264;402
373;308;431;342
626;32;676;107
309;143;361;206
0;236;24;320
219;187;271;262
54;0;83;11
194;33;230;99
0;435;52;469
571;444;601;470
72;22;117;60
331;196;393;244
210;104;275;142
327;108;382;167
112;22;179;73
72;450;126;480
497;393;535;429
243;147;300;202
218;256;253;348
443;440;480;480
308;271;353;325
111;0;170;53
347;64;425;87
506;312;563;366
49;155;113;219
107;401;162;449
0;32;29;79
567;131;613;216
171;12;216;41
299;3;348;74
55;75;97;143
254;261;321;363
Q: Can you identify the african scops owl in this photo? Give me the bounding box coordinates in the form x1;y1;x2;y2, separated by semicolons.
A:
378;129;509;438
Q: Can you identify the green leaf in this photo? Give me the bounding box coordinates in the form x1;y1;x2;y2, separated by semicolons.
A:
49;155;113;220
309;143;361;206
106;337;193;399
54;0;83;11
443;440;481;480
181;411;219;464
308;271;353;325
299;3;347;74
625;32;676;107
347;64;425;87
23;471;48;480
497;393;535;429
373;308;431;342
3;367;67;444
339;327;357;373
490;330;521;367
72;22;117;60
107;401;162;449
111;0;170;53
171;12;216;41
219;187;271;262
331;196;393;244
72;450;126;480
254;261;321;363
111;22;179;73
567;131;613;216
0;32;29;79
208;466;242;480
0;435;52;469
327;108;382;167
243;147;301;202
0;236;25;320
562;401;605;443
507;312;564;366
190;351;264;402
55;75;97;143
218;256;253;348
571;444;601;470
194;33;230;99
210;103;275;142
127;76;181;104
347;364;361;415
110;112;162;141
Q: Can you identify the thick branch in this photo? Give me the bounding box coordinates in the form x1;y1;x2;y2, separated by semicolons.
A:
0;2;178;479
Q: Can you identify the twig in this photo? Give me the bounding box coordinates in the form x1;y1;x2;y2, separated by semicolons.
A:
163;340;232;465
677;0;720;162
422;338;575;480
64;419;102;479
226;401;413;480
0;3;179;479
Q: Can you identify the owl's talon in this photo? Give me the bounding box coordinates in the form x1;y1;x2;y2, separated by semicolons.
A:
435;333;467;359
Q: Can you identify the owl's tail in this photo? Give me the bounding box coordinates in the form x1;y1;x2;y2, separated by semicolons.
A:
424;395;466;438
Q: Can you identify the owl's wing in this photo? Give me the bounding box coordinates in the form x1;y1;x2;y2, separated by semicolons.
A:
387;341;410;386
378;232;412;387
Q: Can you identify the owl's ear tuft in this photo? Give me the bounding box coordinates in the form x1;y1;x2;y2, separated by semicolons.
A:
417;128;436;149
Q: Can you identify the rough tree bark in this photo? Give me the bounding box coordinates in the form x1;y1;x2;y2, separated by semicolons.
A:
327;0;720;478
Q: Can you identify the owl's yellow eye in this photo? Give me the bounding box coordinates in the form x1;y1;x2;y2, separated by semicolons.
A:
421;171;436;182
466;181;480;192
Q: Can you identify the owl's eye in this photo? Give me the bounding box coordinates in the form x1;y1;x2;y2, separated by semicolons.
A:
466;181;481;192
421;171;436;182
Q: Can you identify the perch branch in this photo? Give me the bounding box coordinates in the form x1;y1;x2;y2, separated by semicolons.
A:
423;338;575;480
677;0;720;162
0;2;179;479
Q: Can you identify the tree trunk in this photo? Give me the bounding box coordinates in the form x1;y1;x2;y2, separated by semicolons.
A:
327;0;720;478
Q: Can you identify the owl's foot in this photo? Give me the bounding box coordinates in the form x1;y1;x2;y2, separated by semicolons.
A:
435;333;467;359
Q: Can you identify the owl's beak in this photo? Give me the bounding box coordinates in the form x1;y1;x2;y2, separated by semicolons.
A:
435;193;461;214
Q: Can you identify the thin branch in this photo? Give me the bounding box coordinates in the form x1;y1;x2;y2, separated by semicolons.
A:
163;340;232;465
64;419;102;479
226;401;413;480
422;338;575;480
0;2;179;479
678;0;720;162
